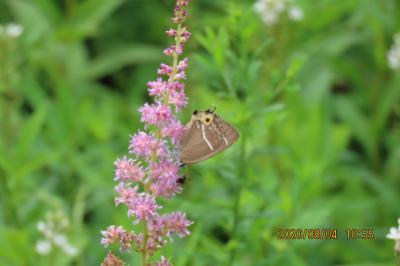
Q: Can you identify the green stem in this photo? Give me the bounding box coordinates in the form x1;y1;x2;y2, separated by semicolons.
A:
228;120;247;265
141;220;149;266
0;88;20;226
0;170;19;225
48;249;56;266
396;252;400;266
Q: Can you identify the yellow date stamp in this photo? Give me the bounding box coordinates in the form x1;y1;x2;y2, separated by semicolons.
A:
276;228;375;240
277;228;338;240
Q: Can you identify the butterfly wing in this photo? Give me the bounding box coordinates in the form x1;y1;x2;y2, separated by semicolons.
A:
180;121;218;164
180;116;239;164
213;116;239;150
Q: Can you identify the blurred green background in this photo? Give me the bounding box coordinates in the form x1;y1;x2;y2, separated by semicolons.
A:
1;0;400;265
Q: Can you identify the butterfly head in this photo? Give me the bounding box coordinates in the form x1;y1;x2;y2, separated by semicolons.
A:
192;109;215;125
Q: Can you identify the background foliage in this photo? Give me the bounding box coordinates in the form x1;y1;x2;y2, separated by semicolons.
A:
0;0;399;265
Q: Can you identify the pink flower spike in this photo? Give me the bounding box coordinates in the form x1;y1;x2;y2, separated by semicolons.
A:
115;184;138;206
177;58;189;72
100;225;126;247
150;179;181;198
156;256;172;266
119;231;136;252
100;225;136;252
101;0;192;262
166;29;177;37
167;81;185;92
163;212;193;237
175;44;184;55
127;192;160;222
150;160;180;182
179;28;191;42
148;78;167;96
139;103;172;126
129;132;156;157
174;71;186;80
163;45;184;56
169;90;188;111
129;132;168;160
163;46;175;56
161;120;184;144
157;63;173;76
114;157;145;182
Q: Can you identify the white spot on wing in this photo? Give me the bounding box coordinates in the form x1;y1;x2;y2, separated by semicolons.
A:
201;124;214;151
223;136;229;145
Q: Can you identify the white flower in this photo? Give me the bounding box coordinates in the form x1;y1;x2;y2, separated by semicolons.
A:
254;0;304;26
388;48;400;69
387;218;400;252
53;234;68;247
388;33;400;70
387;227;400;240
289;6;304;21
62;243;78;256
6;23;23;38
275;1;286;13
53;234;78;256
254;0;283;26
36;240;52;255
254;0;266;13
37;221;46;232
36;211;78;257
262;11;279;25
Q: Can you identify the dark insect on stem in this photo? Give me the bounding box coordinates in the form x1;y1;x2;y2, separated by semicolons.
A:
177;176;186;185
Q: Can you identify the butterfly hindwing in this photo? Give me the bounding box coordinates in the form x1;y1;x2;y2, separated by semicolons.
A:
213;115;239;148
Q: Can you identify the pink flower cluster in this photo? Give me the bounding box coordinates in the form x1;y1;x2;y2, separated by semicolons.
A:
101;0;192;265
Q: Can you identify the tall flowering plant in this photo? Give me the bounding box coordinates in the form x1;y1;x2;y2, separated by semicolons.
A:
101;1;192;265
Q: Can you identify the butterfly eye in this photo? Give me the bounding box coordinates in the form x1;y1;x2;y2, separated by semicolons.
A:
193;110;198;115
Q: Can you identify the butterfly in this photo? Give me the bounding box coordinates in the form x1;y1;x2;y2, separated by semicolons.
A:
179;108;239;164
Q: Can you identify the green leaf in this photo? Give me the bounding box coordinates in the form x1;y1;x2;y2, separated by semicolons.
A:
61;0;125;38
33;0;62;23
14;105;47;160
14;152;59;180
0;226;33;265
19;72;48;108
8;0;53;43
82;44;162;80
335;96;374;158
0;138;12;174
176;222;203;266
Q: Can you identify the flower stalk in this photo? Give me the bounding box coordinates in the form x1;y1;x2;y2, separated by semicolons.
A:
101;1;193;265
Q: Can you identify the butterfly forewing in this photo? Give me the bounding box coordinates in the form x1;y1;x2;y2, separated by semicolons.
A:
214;116;239;146
180;111;239;164
180;122;217;163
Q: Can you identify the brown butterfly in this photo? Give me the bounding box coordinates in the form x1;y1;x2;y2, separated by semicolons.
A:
180;108;239;164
